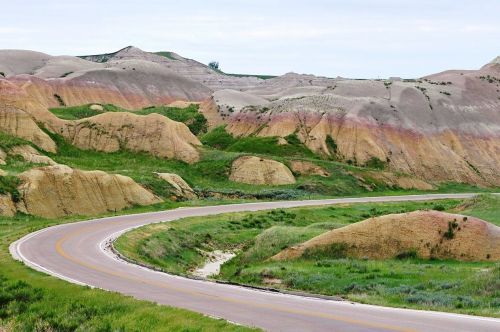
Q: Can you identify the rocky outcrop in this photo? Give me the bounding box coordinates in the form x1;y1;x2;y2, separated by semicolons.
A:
8;145;57;165
290;160;329;177
0;105;57;153
16;165;162;218
0;194;16;217
155;172;196;200
57;112;202;163
229;156;296;185
273;211;500;262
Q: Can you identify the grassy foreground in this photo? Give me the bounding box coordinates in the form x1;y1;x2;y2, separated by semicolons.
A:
116;195;500;317
0;203;257;331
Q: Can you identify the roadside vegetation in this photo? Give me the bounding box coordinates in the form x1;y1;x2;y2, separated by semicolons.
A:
0;204;257;331
116;195;500;317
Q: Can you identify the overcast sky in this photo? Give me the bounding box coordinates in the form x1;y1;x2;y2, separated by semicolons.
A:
1;0;499;78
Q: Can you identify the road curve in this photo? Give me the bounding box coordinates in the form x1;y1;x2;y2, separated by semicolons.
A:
10;194;500;332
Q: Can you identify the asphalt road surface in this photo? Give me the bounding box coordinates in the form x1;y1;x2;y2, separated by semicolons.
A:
10;194;500;331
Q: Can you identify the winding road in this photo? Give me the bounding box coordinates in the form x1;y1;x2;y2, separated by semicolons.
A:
10;194;500;332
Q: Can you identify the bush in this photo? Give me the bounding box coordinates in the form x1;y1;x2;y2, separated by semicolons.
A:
364;157;386;170
433;204;445;211
208;61;220;70
53;94;66;107
405;292;455;307
395;250;418;260
325;135;337;154
0;176;21;202
200;126;236;149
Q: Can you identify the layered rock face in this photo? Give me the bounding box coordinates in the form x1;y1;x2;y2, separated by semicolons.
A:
0;104;57;153
16;165;162;218
273;211;500;262
57;112;202;163
226;63;500;186
229;156;296;185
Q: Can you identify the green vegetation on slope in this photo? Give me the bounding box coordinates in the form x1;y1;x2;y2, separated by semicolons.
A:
201;126;316;158
225;73;277;80
0;132;31;150
154;51;177;60
139;104;207;135
48;104;127;120
116;195;500;317
49;103;208;135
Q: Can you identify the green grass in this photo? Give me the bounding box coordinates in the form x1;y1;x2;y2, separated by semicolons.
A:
225;73;277;80
137;104;207;135
48;104;127;120
201;126;316;159
48;103;208;135
116;195;500;317
0;205;257;331
154;51;177;60
0;132;30;150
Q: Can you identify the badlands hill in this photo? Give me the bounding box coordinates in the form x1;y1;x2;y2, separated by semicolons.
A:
272;210;500;262
0;46;500;197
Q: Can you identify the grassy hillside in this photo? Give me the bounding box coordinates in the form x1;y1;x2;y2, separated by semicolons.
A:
116;195;500;317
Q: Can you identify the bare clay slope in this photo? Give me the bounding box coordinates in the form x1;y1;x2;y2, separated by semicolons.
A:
273;210;500;262
80;46;263;90
225;60;500;186
15;165;162;218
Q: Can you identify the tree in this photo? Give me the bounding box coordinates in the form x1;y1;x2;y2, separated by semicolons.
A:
208;61;220;71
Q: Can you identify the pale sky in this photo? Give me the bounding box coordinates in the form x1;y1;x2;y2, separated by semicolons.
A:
1;0;499;78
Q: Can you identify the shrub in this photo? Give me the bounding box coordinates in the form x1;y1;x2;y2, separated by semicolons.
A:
208;61;220;70
433;204;445;211
284;133;301;145
200;126;236;149
0;176;21;202
364;157;386;170
395;250;418;260
443;221;458;240
53;94;66;107
325;135;337;154
405;292;455;307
